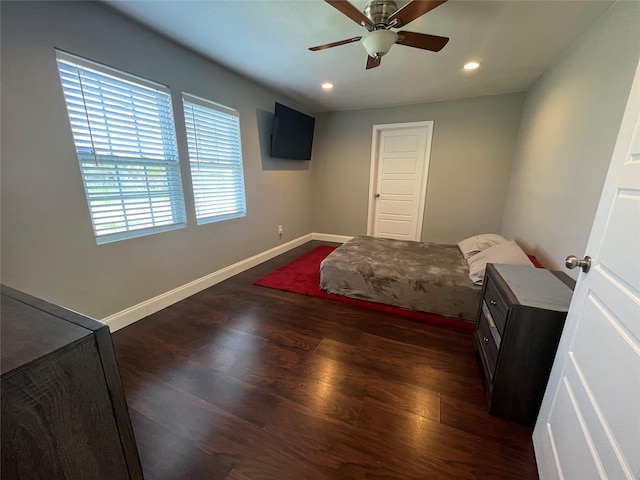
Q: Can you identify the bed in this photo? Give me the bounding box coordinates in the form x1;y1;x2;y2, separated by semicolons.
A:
319;234;537;322
320;236;482;321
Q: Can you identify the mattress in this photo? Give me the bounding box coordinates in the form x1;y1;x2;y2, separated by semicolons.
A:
320;236;482;321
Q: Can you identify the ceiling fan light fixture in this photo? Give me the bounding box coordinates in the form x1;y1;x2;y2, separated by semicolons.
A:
361;29;398;58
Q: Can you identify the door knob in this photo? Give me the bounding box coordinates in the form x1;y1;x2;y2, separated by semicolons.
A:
375;193;380;198
565;255;592;273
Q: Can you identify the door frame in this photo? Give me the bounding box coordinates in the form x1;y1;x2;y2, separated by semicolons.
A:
366;121;434;240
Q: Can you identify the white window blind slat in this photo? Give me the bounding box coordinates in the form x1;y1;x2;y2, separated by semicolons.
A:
182;93;247;225
56;51;186;244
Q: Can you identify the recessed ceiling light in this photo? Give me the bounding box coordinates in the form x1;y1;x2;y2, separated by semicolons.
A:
464;61;481;71
321;83;334;90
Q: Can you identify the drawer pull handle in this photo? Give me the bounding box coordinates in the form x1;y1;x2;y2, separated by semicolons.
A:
490;300;497;305
483;337;489;343
482;302;498;330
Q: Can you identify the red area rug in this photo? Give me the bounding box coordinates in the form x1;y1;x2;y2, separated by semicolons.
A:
254;245;475;332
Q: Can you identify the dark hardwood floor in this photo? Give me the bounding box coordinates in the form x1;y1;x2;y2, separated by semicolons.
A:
112;241;539;480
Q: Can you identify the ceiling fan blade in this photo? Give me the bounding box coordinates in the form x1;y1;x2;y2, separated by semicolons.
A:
309;36;362;51
366;55;381;70
396;31;449;52
326;0;374;29
388;0;448;28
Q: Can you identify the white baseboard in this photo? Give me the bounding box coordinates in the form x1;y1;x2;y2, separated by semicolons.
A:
104;233;314;332
312;232;353;243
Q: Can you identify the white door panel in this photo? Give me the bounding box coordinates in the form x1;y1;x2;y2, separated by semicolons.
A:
383;134;419;152
563;359;629;480
547;378;603;480
379;200;413;216
380;178;416;194
533;60;640;480
367;122;433;241
598;190;640;289
571;294;640;465
378;219;412;236
590;267;640;339
382;157;417;174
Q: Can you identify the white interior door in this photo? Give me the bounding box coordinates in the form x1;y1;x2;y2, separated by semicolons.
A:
367;122;433;241
533;60;640;480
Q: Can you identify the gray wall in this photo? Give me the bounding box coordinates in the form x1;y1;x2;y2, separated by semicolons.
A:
311;93;525;244
501;1;640;277
3;0;637;320
0;1;313;318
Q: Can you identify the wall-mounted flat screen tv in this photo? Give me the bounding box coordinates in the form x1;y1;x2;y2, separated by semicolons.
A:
271;102;315;160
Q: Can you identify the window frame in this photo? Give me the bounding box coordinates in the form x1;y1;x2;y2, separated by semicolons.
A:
55;50;187;244
182;93;247;225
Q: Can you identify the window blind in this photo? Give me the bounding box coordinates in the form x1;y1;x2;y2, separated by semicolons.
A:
182;93;247;224
55;50;186;244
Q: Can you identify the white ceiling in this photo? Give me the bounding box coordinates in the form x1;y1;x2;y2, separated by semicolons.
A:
103;0;613;113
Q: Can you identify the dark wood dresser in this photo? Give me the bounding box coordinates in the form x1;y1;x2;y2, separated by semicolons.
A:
1;285;143;479
474;263;575;426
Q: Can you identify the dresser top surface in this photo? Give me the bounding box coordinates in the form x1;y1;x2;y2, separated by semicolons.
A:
491;264;574;312
1;294;91;376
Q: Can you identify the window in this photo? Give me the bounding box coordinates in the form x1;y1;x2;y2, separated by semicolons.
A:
56;50;186;244
182;93;246;224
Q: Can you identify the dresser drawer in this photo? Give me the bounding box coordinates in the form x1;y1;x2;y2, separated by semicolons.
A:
484;276;509;334
476;308;498;380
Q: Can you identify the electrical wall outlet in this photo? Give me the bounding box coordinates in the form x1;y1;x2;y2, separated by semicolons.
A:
278;225;284;236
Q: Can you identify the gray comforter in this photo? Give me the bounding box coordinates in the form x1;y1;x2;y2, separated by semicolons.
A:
320;236;481;321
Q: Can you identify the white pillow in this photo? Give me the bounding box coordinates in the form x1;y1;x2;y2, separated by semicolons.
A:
457;233;508;259
467;240;534;285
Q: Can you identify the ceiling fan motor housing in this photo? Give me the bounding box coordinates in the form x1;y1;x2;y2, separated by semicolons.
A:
362;0;399;58
364;0;398;27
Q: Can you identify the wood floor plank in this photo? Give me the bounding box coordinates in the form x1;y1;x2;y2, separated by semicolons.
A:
237;368;364;427
357;397;539;479
127;373;337;479
439;392;536;455
129;409;231;480
358;331;479;371
225;470;252;480
313;337;487;402
263;400;456;479
112;240;539;479
298;346;442;422
355;316;476;357
363;378;441;422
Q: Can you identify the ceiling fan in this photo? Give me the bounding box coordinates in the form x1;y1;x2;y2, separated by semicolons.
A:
309;0;450;70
